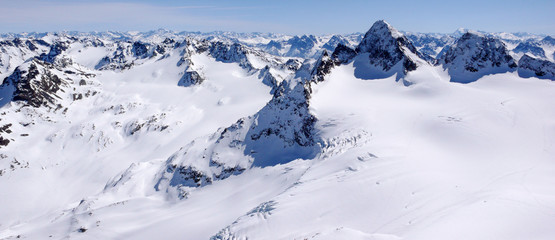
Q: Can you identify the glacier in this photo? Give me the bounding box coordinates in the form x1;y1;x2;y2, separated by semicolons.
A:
0;20;554;240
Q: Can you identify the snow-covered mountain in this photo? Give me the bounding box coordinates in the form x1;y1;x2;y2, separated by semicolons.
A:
1;20;554;240
438;31;518;83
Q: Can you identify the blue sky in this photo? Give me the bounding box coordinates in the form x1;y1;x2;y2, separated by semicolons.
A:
0;0;553;35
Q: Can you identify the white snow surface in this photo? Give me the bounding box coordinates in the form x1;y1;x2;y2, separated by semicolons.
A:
0;27;554;240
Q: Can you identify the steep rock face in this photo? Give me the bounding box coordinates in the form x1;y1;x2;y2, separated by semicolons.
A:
311;21;424;83
154;118;253;198
311;51;335;82
38;41;70;64
517;54;555;80
258;65;278;89
332;43;357;64
355;20;424;74
178;70;205;87
0;60;67;108
244;80;319;167
156;77;320;198
207;42;254;71
176;40;208;87
310;45;356;82
438;32;517;83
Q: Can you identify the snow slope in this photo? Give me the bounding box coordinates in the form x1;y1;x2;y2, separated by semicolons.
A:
0;21;554;240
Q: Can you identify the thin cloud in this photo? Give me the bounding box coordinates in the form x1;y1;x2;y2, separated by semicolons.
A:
0;1;280;33
170;5;215;9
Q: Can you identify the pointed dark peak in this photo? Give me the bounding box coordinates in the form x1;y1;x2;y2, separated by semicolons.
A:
311;50;334;82
310;21;427;84
356;20;407;53
354;20;423;74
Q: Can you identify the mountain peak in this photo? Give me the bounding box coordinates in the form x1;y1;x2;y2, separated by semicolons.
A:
356;20;404;53
354;20;424;75
373;20;403;38
439;32;517;83
460;30;486;39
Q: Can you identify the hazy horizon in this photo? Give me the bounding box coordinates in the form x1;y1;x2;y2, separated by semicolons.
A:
0;0;553;35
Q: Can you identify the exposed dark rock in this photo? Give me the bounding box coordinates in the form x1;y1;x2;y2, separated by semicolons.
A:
178;70;204;87
332;43;357;64
25;40;37;51
311;51;335;82
518;54;555;80
258;65;278;89
311;44;356;82
124;114;169;136
438;32;517;83
131;41;149;57
284;59;302;71
356;20;423;73
0;124;12;133
96;40;163;70
0;136;9;147
38;42;70;64
1;61;67;107
244;80;320;167
72;93;83;101
207;42;253;71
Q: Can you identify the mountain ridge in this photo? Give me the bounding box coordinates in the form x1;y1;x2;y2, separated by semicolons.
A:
0;20;554;240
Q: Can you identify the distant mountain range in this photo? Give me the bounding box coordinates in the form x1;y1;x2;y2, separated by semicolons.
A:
0;21;554;240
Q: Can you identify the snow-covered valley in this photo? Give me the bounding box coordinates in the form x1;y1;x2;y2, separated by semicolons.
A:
0;21;554;240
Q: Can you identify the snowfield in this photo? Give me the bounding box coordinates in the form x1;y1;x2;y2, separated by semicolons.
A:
0;21;554;240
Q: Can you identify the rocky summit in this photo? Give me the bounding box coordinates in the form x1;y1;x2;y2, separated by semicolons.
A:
0;20;554;240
